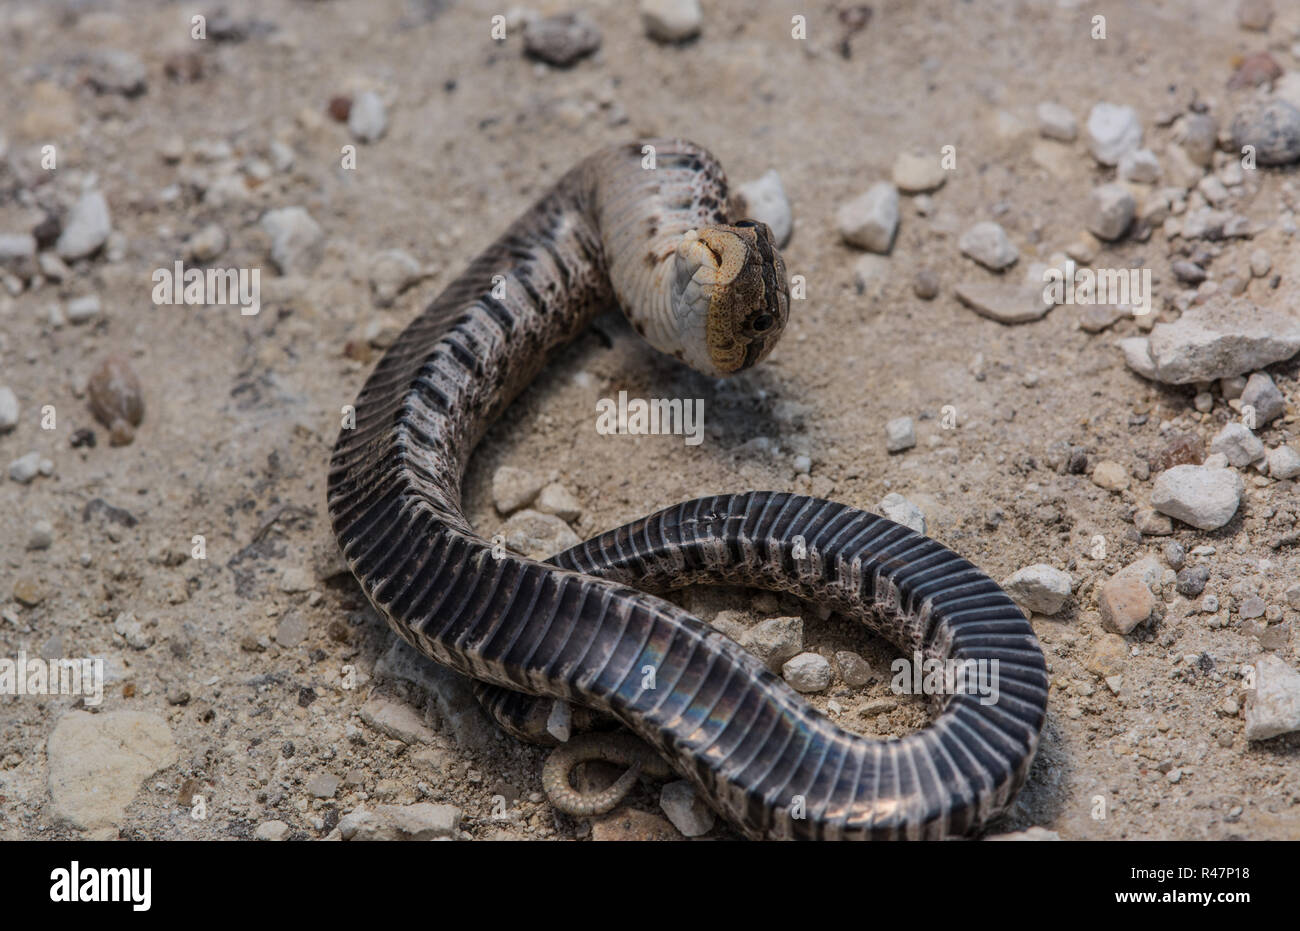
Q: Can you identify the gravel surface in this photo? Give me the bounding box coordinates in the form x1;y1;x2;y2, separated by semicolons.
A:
2;0;1299;842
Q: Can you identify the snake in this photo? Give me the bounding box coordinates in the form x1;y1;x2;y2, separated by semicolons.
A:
327;138;1049;840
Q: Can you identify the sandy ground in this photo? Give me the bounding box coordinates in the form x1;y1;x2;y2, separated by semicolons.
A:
2;0;1299;841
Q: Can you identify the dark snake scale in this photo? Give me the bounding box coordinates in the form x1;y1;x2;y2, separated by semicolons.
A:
328;138;1049;839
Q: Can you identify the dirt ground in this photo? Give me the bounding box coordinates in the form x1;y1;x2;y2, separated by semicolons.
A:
2;0;1299;841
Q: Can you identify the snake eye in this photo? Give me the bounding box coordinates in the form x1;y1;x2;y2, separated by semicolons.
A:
751;314;774;332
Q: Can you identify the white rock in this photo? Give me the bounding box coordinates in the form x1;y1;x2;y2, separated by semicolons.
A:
884;416;916;452
1240;372;1285;425
1087;183;1136;240
1036;102;1077;142
536;482;582;521
8;451;40;483
733;170;792;247
47;711;177;830
0;387;17;432
65;295;101;324
1151;465;1244;530
1118;148;1161;184
260;207;324;275
1244;654;1300;741
56;191;112;260
891;150;946;193
86;49;147;96
492;465;544;513
185;224;227;262
1145;301;1300;384
955;280;1052;324
959;221;1018;270
782;652;832;692
254;820;291;841
338;803;461;840
369;249;423;306
837;182;899;254
987;826;1062;841
659;780;714;836
853;254;890;299
639;0;702;42
1086;102;1143;166
499;509;580;559
878;492;926;534
1001;565;1073;615
279;567;314;593
1210;422;1264;467
1267;445;1300;480
738;616;802;671
348;91;388;143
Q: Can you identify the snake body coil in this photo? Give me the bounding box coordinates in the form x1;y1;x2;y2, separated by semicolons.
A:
328;139;1049;839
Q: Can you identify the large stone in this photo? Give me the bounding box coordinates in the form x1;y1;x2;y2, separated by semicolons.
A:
338;803;461;840
499;509;580;559
782;652;832;692
1244;654;1300;741
47;711;177;830
1240;372;1286;426
955;280;1051;324
1098;576;1154;635
1001;565;1073;615
1144;301;1300;384
738;616;802;672
1151;465;1244;530
1231;99;1300;167
1210;422;1264;467
658;781;714;836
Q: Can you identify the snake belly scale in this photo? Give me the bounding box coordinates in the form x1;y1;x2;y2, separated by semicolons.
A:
327;138;1049;840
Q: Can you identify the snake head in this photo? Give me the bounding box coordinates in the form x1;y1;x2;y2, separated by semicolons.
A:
671;220;789;376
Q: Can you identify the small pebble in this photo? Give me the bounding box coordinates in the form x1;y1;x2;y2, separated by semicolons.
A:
0;386;18;432
9;451;41;484
1086;102;1143;166
640;0;702;42
878;492;926;534
913;268;939;300
1088;183;1136;241
87;355;145;446
837;183;899;254
733;170;792;247
782;652;832;692
1001;564;1073;615
891;150;946;193
958;221;1018;270
884;416;916;453
524;12;602;66
1036;102;1077;142
56;191;112;261
348;91;388;143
